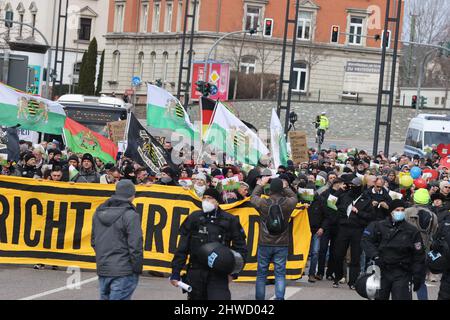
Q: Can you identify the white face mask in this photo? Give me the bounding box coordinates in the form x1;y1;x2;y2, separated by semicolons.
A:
202;200;216;213
194;184;207;196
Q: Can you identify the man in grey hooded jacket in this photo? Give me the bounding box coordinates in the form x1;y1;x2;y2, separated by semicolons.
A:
91;179;143;300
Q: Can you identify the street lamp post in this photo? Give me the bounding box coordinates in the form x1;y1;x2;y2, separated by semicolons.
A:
0;18;53;99
203;29;258;84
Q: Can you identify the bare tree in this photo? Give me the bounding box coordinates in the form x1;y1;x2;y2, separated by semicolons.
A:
400;0;450;87
254;36;280;99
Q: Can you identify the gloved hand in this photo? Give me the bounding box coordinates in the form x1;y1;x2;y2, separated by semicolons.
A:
412;277;422;292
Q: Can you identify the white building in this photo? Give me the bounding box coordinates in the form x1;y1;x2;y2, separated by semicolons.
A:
400;87;449;109
0;0;109;96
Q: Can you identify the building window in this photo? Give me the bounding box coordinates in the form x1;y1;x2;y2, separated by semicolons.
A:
18;12;24;37
73;62;82;84
162;51;169;82
112;50;120;82
140;3;149;32
245;5;261;31
442;97;446;106
292;62;308;92
78;17;92;41
165;3;173;32
435;97;440;105
152;3;160;32
114;4;125;32
297;11;312;40
349;16;363;45
240;56;256;74
381;30;391;49
137;52;144;79
150;51;156;80
176;1;183;32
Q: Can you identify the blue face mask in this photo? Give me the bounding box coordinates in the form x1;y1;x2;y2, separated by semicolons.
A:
392;211;405;222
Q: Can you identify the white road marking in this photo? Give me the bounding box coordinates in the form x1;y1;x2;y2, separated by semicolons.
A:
19;276;99;300
269;286;302;300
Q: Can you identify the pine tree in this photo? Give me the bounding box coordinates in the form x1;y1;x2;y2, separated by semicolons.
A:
95;50;105;96
78;37;98;95
76;52;87;94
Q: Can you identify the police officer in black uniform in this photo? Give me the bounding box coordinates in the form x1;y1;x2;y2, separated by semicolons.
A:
170;188;248;300
361;199;426;300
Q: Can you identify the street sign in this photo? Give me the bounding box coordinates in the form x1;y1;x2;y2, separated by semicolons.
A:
132;76;141;87
191;62;230;101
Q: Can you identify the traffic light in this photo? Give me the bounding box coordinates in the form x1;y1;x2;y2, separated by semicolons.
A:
5;11;13;28
420;96;428;108
195;80;206;95
264;19;273;37
331;26;339;43
195;81;217;97
411;95;417;108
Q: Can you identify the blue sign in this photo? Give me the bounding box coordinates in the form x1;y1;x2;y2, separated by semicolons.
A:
210;84;218;96
132;76;141;87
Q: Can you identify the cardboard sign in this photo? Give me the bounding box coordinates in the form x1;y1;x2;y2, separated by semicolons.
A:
107;120;127;144
288;131;309;164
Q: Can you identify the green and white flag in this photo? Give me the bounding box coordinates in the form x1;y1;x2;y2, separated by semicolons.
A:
204;101;269;166
0;83;66;134
270;108;288;169
298;188;315;202
327;194;338;211
146;84;197;140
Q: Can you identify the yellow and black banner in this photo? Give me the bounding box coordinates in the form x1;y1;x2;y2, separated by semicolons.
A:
0;176;311;281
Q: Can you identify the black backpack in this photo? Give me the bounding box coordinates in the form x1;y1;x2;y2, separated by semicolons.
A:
265;198;287;235
427;220;450;274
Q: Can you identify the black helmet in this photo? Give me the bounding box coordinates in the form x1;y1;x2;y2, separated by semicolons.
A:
196;242;244;275
355;266;381;300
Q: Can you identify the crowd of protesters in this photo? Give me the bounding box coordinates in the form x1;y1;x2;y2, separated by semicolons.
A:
2;137;450;300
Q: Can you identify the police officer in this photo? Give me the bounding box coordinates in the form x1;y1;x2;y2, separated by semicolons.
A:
314;111;329;144
170;188;248;300
361;199;426;300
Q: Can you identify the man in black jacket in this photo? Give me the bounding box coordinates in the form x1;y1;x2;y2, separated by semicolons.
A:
305;189;326;282
91;179;143;300
316;177;345;281
333;177;375;289
170;188;247;300
368;177;392;221
361;199;426;300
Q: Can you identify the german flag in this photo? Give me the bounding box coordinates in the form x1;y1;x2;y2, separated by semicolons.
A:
200;97;217;137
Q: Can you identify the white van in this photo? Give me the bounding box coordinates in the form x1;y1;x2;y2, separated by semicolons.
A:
404;114;450;157
57;94;132;110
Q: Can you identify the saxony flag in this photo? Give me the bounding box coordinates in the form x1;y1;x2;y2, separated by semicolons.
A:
63;117;118;164
146;84;197;140
204;101;269;166
0;83;66;134
270;108;288;168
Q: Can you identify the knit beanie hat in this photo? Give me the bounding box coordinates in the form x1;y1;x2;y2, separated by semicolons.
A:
24;153;36;163
203;188;222;203
413;188;431;205
390;199;406;213
114;179;136;200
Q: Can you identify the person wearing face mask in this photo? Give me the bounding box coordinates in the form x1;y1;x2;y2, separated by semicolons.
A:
170;188;247;300
332;177;375;289
361;199;426;300
193;172;207;197
156;167;178;186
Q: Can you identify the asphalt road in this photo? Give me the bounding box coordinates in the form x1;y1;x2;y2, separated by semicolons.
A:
0;264;440;300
